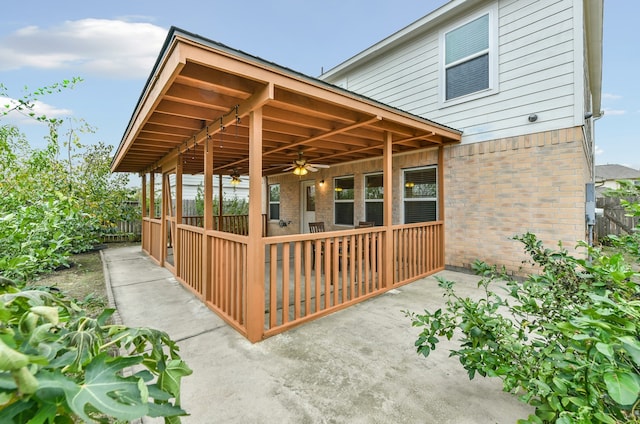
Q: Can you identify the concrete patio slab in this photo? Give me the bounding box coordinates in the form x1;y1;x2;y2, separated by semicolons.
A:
102;245;532;423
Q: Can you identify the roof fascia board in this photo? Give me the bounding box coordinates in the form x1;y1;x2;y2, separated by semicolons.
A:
584;0;603;117
112;38;186;171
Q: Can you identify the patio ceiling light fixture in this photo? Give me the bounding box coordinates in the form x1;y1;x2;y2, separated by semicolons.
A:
405;181;415;188
230;169;241;185
334;186;343;192
293;165;308;176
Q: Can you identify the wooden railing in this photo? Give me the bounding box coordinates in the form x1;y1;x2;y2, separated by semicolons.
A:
182;214;268;236
142;219;150;252
141;218;443;341
176;225;204;295
263;227;385;337
393;221;444;285
205;231;248;335
142;218;163;264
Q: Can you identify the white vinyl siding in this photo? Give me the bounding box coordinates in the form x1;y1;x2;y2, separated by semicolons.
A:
321;0;580;145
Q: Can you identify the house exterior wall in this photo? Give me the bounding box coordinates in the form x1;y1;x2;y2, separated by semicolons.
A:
444;128;589;273
314;0;595;274
323;0;586;145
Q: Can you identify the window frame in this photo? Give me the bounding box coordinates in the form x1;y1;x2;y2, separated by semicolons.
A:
439;5;499;106
268;183;280;221
334;175;355;226
363;172;384;226
402;166;438;224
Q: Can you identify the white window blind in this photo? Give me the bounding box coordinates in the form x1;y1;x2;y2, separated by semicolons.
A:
444;13;490;100
403;167;438;223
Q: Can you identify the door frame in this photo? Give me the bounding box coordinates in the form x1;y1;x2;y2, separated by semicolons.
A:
300;179;317;233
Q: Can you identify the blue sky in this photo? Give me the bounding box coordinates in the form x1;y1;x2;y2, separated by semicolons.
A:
1;0;637;172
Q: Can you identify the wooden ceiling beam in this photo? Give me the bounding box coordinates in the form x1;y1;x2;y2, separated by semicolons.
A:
177;61;262;97
155;99;225;120
164;82;247;110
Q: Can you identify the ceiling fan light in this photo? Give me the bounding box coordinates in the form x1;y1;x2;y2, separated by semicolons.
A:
230;169;241;185
293;165;308;176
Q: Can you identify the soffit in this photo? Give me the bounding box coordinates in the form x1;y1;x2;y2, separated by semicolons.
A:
112;29;461;176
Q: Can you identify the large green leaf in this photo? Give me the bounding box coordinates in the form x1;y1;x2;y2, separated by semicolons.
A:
157;359;192;404
617;335;640;366
38;353;149;422
603;370;640;406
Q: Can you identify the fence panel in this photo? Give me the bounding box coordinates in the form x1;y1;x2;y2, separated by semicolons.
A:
595;196;640;241
393;222;444;286
206;231;248;335
263;228;385;337
176;225;204;296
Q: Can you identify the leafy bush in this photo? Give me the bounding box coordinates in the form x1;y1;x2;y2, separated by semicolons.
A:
0;278;191;423
1;81;138;280
408;186;640;423
0;80;190;423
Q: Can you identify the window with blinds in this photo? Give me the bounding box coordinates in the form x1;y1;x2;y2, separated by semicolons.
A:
443;12;492;101
269;184;280;220
364;173;383;226
403;167;437;223
334;176;354;225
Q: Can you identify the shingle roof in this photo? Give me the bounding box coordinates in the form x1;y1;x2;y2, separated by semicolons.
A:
595;164;640;181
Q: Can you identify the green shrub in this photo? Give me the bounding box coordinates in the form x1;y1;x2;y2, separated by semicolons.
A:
0;278;191;423
408;184;640;423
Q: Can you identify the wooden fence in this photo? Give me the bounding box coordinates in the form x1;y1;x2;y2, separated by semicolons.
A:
102;220;142;243
595;196;639;241
182;214;268;237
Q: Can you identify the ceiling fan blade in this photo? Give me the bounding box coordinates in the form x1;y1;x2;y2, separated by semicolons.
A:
282;165;295;171
305;165;319;172
307;163;330;168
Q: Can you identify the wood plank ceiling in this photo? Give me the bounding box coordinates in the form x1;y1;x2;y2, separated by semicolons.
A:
112;28;462;177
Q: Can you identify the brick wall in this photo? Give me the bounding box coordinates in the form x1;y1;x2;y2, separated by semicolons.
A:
444;127;590;274
266;127;590;275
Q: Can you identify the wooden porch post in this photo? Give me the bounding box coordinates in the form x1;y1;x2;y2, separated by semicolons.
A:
149;172;155;219
383;131;394;288
140;174;147;251
160;172;167;266
141;174;147;218
218;174;223;230
203;139;214;302
438;146;445;266
246;108;265;342
175;156;183;276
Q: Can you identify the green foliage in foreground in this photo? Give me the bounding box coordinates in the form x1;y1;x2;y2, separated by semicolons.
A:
0;80;139;281
0;80;188;422
409;183;640;423
0;279;192;423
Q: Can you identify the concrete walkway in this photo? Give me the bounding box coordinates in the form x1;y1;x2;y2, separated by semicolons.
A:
102;245;532;424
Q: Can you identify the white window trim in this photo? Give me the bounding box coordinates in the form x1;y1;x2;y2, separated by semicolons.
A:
268;183;280;221
402;166;438;223
438;4;499;107
334;175;354;226
363;172;383;223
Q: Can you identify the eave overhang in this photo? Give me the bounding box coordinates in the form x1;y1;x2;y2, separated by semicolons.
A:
112;27;462;176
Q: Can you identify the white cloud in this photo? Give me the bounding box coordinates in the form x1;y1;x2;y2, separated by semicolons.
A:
1;96;73;126
602;108;626;116
0;19;166;79
595;145;604;156
602;93;622;101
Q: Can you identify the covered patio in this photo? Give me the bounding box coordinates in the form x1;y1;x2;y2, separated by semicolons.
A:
112;27;461;342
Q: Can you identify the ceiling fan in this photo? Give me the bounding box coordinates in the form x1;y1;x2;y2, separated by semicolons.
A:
282;151;329;175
